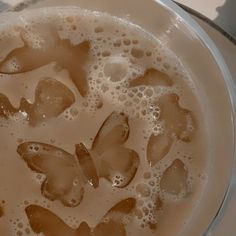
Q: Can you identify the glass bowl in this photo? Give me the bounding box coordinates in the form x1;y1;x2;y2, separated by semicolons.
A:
0;0;235;235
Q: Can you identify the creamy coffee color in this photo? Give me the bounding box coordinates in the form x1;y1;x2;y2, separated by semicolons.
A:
0;7;208;236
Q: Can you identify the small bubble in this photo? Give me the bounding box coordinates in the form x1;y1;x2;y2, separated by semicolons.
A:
70;107;79;117
17;138;23;143
24;200;29;206
17;222;23;229
135;209;143;219
132;39;139;44
16;230;23;236
142;206;149;216
71;25;77;31
94;26;104;33
144;172;151;179
66;16;74;23
131;48;144;58
36;174;43;180
163;62;170;70
113;39;121;47
149;181;155;187
136;183;151;197
50;138;55;144
102;51;111;57
123;39;131;45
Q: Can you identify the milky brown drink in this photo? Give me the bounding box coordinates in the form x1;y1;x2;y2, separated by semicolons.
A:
0;7;208;236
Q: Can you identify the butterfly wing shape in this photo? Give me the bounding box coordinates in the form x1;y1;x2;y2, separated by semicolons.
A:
0;205;3;218
75;143;99;188
129;68;173;88
17;142;84;207
99;146;139;188
0;25;90;97
0;93;18;119
147;93;196;166
25;204;79;236
0;77;75;126
20;78;75;126
91;112;139;187
92;112;129;155
25;198;136;236
82;198;136;236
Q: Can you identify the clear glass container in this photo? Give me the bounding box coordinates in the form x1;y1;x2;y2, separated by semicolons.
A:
0;0;235;235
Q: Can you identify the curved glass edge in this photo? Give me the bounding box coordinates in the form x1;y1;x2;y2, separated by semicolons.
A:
174;1;236;45
156;0;236;235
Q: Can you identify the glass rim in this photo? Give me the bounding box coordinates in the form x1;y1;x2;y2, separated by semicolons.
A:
156;0;236;235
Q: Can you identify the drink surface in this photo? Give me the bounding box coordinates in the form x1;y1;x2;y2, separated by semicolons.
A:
0;7;207;236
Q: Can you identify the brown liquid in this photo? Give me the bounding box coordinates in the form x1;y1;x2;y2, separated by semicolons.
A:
0;7;207;236
0;25;90;97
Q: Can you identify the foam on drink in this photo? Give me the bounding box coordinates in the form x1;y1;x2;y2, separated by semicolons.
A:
0;7;208;236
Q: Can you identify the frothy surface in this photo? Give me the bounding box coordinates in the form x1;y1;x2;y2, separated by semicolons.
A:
0;7;207;236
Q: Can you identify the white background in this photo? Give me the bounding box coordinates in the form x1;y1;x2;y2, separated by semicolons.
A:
176;0;236;37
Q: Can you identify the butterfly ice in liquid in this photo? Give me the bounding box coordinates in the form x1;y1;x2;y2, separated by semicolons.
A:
128;67;195;167
0;77;75;126
25;198;136;236
17;112;140;207
146;93;195;166
0;24;90;97
0;7;206;236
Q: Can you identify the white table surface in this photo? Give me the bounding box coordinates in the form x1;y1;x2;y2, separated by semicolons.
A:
176;0;236;38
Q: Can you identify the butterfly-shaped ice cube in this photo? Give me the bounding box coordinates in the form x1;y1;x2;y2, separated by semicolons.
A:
25;198;136;236
17;112;140;207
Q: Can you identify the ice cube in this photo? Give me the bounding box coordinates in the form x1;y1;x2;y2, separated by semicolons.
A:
17;142;84;207
92;112;129;155
147;133;172;166
160;159;188;195
108;198;136;215
25;205;77;235
158;93;195;142
99;146;139;188
0;93;18;119
75;143;99;188
94;221;126;236
20;78;75;126
129;68;173;87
